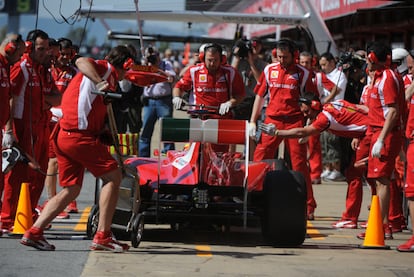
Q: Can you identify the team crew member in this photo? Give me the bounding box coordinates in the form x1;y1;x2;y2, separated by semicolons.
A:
397;62;414;252
260;93;370;228
0;33;26;236
20;45;133;252
356;42;404;240
1;29;53;233
172;43;245;120
38;38;78;217
299;51;323;184
28;38;62;222
249;39;317;219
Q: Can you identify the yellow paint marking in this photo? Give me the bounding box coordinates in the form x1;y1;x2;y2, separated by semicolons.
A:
307;221;325;240
74;206;91;231
195;245;212;257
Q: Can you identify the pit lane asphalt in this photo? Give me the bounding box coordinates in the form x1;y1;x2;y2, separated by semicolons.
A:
1;110;413;277
2;176;413;277
78;179;414;277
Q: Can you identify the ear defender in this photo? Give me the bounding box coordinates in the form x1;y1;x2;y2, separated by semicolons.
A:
368;52;379;64
294;50;300;63
385;54;392;66
299;97;321;111
5;40;17;55
310;100;322;111
123;58;134;70
272;48;277;58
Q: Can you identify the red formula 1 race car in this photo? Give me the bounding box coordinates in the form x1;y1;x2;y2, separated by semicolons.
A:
88;106;308;247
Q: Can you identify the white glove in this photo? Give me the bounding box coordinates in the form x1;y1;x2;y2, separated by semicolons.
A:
371;139;384;158
219;101;232;115
96;80;109;91
2;131;16;148
248;122;256;137
172;96;183;110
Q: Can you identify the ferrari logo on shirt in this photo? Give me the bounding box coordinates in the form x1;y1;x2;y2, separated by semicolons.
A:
199;74;207;82
271;70;279;79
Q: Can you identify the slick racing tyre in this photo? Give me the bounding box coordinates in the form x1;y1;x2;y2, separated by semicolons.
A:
262;169;307;247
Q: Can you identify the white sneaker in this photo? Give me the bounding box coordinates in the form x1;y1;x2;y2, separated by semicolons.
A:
325;170;346;181
320;169;332;179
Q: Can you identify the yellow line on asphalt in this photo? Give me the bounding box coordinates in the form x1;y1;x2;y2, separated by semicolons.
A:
195;245;212;257
307;221;324;240
74;206;91;232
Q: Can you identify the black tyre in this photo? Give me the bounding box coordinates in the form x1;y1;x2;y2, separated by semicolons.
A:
131;214;144;248
87;204;99;239
262;170;307;247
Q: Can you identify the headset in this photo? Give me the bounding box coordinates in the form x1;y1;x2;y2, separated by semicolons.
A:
201;43;224;63
273;38;299;62
298;96;322;111
123;57;134;70
368;51;392;66
57;37;75;60
25;29;49;55
4;34;23;55
367;41;393;67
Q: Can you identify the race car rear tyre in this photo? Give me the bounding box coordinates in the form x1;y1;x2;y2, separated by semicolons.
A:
87;204;99;239
131;214;144;248
262;169;307;246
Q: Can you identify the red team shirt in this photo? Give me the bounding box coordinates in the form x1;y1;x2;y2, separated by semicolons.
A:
60;59;118;134
367;69;402;128
311;100;368;138
0;54;11;127
315;71;336;98
255;62;315;118
51;65;77;94
175;64;245;108
404;75;414;139
10;53;44;122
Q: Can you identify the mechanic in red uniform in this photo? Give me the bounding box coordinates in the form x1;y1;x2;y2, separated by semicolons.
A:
29;38;63;222
0;34;26;236
38;38;78;218
172;43;245;157
172;43;245;119
356;41;404;240
1;29;57;234
398;62;414;251
299;51;323;184
259;93;370;229
20;45;133;252
249;39;317;220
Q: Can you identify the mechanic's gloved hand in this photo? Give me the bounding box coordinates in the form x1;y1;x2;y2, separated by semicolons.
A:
2;130;16;148
96;80;109;91
248;122;256;137
219;101;232;115
172;96;183;110
371;139;384;158
258;122;277;136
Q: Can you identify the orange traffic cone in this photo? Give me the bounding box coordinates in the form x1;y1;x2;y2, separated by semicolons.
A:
359;195;390;249
11;182;33;236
